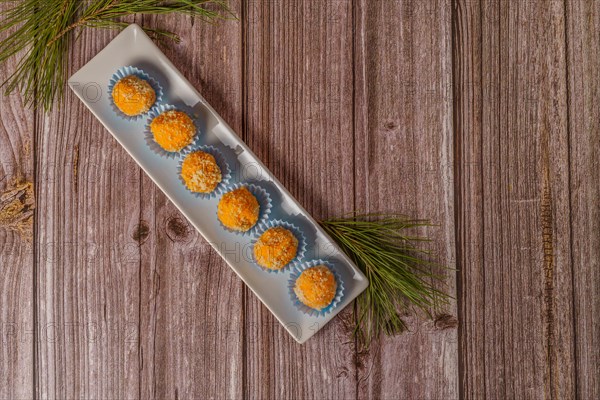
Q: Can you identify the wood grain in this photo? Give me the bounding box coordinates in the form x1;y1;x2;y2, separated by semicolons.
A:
0;2;35;398
354;0;458;398
243;1;358;398
453;0;577;398
137;7;244;399
35;26;142;399
565;0;600;398
452;0;484;397
1;0;599;398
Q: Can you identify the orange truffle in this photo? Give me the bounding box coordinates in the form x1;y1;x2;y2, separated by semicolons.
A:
150;110;196;152
112;75;156;116
254;226;298;270
181;150;222;193
217;187;260;232
294;265;337;310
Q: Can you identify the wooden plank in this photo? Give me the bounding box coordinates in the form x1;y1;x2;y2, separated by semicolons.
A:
243;1;358;398
454;0;576;398
35;28;142;399
452;0;484;397
353;0;458;398
137;8;244;399
0;2;35;397
565;0;600;398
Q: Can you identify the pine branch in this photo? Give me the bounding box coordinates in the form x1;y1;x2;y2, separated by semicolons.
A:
320;214;452;348
0;0;234;111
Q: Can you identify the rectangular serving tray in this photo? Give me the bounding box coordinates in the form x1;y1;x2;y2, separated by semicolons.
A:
69;23;368;343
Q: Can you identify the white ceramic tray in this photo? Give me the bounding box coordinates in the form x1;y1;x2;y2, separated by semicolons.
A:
69;23;368;343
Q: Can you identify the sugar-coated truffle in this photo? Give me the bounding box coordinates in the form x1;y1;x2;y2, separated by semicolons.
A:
181;150;222;193
217;186;260;232
254;226;298;270
112;75;156;116
150;110;196;152
294;265;337;310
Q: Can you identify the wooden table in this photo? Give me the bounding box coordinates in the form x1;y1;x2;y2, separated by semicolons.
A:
0;1;598;399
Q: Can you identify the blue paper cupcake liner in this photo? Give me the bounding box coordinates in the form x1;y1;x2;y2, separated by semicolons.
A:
288;260;345;317
250;220;307;274
216;183;272;236
144;104;202;159
108;66;163;121
177;145;231;199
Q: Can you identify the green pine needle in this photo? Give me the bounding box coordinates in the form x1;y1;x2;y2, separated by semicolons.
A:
320;214;452;347
0;0;234;111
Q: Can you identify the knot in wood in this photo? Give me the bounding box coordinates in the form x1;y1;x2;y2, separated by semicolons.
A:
132;220;150;244
165;215;191;242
